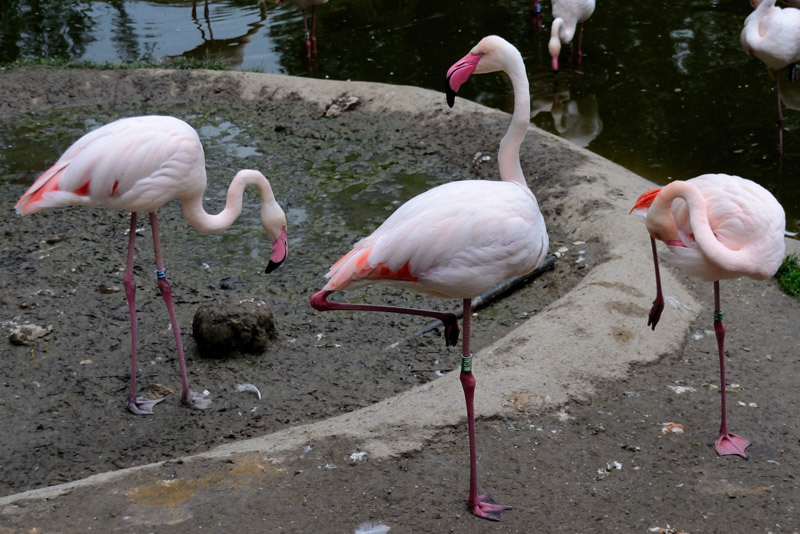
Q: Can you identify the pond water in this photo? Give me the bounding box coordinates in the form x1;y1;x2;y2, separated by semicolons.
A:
2;0;799;231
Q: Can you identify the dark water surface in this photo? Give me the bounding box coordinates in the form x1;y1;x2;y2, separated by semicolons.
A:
2;0;799;231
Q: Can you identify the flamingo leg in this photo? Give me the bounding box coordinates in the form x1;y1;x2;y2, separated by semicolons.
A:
530;0;542;30
647;236;665;330
310;5;319;55
301;8;312;58
712;281;750;458
776;75;784;154
577;23;584;66
459;299;512;521
149;212;210;410
310;290;460;346
124;213;165;415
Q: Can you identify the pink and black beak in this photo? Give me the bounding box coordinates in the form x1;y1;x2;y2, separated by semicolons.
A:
446;52;481;108
266;229;288;273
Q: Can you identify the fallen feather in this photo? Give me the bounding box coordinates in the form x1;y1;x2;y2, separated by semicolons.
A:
235;383;262;400
350;451;367;462
667;385;696;395
355;522;390;534
649;526;689;534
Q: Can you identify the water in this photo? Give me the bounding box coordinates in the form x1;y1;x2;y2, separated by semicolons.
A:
2;0;799;231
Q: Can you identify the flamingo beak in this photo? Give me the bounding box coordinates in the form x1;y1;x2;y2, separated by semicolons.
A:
551;55;559;72
265;229;288;273
446;52;481;108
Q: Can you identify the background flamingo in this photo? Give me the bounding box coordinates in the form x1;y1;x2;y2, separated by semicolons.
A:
548;0;596;71
741;0;800;152
15;115;289;415
277;0;328;57
630;173;785;458
312;35;548;521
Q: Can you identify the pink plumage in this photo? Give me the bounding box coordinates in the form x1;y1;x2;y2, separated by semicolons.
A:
631;172;785;458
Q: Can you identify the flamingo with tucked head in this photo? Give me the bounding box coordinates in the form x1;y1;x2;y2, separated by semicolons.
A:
16;115;288;415
631;173;785;458
312;36;548;520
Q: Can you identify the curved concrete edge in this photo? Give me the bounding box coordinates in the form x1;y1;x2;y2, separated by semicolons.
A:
3;68;790;507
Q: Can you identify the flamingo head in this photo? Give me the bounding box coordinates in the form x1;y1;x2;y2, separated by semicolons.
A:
446;35;521;107
548;21;563;72
630;187;683;245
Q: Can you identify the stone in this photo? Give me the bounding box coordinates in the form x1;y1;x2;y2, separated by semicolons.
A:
192;296;277;358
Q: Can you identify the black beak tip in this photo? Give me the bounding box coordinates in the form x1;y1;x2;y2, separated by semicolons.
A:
265;259;283;274
446;86;456;108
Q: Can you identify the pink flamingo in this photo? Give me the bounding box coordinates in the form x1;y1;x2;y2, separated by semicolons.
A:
548;0;595;71
277;0;329;58
741;0;800;152
630;173;785;458
312;36;548;520
16;115;289;415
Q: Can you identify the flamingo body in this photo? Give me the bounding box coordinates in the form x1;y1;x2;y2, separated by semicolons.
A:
548;0;595;71
16;115;288;415
314;35;547;520
631;173;785;458
323;180;547;299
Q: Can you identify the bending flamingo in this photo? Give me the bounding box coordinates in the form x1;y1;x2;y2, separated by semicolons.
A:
549;0;595;71
16;115;289;415
630;173;785;458
741;0;800;152
312;36;548;520
277;0;328;58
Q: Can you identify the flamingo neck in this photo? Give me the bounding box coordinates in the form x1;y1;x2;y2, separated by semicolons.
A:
498;50;531;187
179;169;280;237
648;181;747;277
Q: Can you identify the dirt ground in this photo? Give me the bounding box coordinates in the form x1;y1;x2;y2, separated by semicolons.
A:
1;68;799;533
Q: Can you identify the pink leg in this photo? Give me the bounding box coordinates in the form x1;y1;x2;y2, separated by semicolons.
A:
712;282;749;458
577;23;584;66
530;0;542;30
149;213;210;410
124;213;165;415
310;290;460;346
459;299;512;521
301;8;312;58
776;76;784;154
647;237;665;330
310;5;319;55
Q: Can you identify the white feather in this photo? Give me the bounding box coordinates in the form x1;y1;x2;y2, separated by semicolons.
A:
235;383;262;400
354;522;390;534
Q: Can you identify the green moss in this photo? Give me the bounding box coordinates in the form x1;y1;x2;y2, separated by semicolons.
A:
775;253;800;297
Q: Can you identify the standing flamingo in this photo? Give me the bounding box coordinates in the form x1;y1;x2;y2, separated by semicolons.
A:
15;115;289;415
741;0;800;152
277;0;328;58
630;173;785;458
311;36;548;520
548;0;595;71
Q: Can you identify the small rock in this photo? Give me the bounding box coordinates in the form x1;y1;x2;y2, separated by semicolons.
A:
9;324;52;345
98;283;122;294
324;94;360;118
192;296;277;358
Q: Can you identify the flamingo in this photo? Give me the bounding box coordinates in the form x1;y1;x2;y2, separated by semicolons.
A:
311;35;548;520
630;173;785;458
15;115;289;415
548;0;595;71
741;0;800;152
276;0;328;58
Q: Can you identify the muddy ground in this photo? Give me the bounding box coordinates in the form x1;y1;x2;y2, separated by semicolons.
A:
0;68;799;533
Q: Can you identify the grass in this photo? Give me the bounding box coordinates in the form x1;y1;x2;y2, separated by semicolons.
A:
775;253;800;297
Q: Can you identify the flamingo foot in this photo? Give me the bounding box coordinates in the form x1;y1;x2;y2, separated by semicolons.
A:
468;494;512;521
648;297;664;330
127;396;165;415
442;312;460;347
715;432;750;459
182;391;211;410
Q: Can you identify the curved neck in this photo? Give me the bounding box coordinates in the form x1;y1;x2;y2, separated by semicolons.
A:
179;170;279;236
649;182;748;275
498;52;531;187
